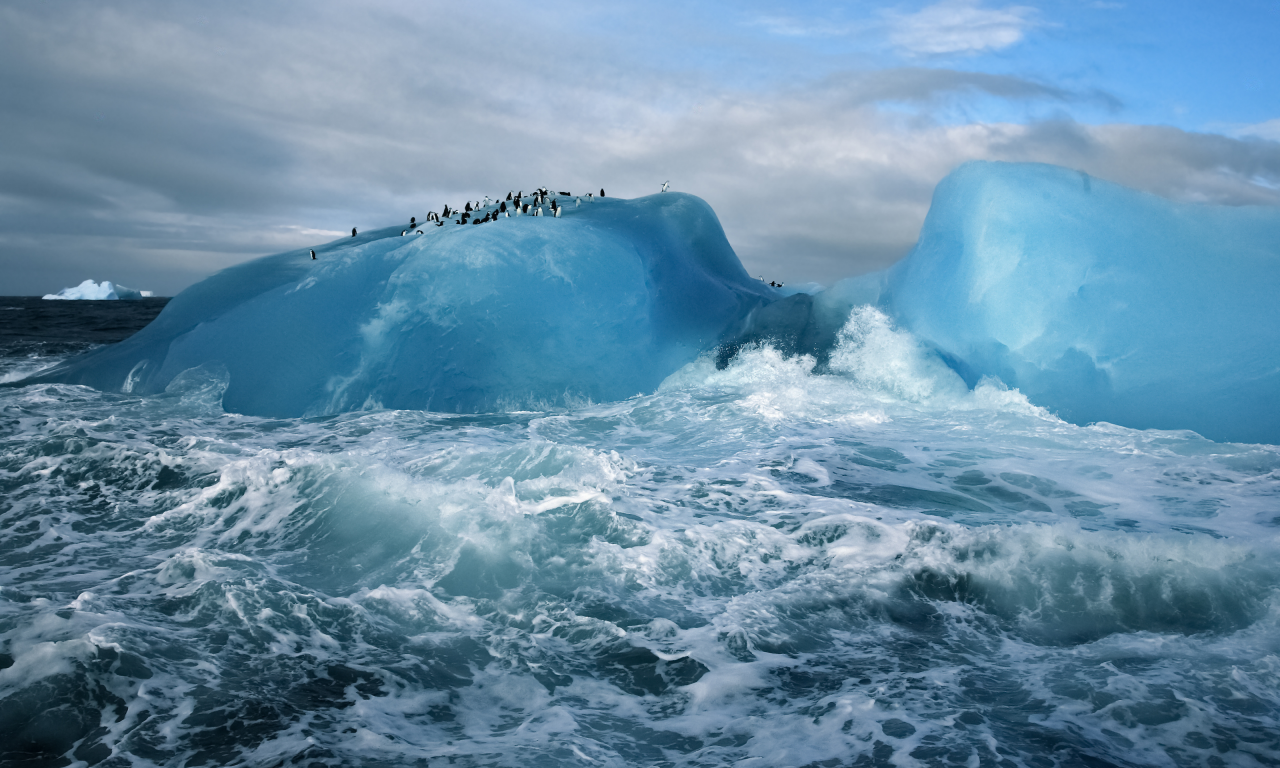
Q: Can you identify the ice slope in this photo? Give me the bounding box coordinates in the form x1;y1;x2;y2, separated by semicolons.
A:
26;193;775;417
885;161;1280;444
42;279;152;300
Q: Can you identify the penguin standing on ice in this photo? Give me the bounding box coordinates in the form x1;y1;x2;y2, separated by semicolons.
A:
352;227;357;237
310;249;316;259
401;230;407;236
554;207;561;218
661;181;669;193
500;201;507;213
410;216;416;227
506;192;513;201
600;188;605;197
550;199;558;214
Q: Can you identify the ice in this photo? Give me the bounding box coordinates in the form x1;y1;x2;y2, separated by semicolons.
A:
42;279;152;300
718;161;1280;444
29;193;774;416
880;161;1280;444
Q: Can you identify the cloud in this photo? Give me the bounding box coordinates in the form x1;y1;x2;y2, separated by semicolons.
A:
886;0;1040;56
1230;119;1280;142
0;0;1276;296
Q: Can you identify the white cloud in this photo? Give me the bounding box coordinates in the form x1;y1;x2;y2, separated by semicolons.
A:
1233;119;1280;141
887;0;1039;55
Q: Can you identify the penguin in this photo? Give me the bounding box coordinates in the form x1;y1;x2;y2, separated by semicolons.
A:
533;206;541;216
352;227;357;237
559;191;570;197
416;230;423;234
550;199;558;212
410;216;416;227
310;249;316;259
575;197;581;207
465;201;472;213
522;203;530;214
442;205;450;217
436;221;444;227
554;207;561;218
500;201;507;213
661;181;669;193
506;192;513;201
600;188;605;197
483;196;491;207
586;193;593;200
401;230;407;236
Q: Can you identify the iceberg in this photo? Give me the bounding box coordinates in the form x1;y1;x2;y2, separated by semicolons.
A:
42;279;152;300
718;162;1280;444
26;193;775;416
882;161;1280;444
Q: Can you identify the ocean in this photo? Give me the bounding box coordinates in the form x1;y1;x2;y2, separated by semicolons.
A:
2;296;1279;767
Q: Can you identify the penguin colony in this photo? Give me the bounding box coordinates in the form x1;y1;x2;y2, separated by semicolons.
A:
326;182;782;282
341;183;660;238
319;185;796;280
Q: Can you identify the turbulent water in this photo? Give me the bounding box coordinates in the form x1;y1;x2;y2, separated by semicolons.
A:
3;298;1280;768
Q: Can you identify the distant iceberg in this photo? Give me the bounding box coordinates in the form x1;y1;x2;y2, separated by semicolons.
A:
43;279;153;300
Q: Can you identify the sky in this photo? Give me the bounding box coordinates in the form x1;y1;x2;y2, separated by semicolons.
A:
1;0;1278;296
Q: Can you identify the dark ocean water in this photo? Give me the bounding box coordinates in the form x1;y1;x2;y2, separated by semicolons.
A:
2;298;1280;767
0;297;170;362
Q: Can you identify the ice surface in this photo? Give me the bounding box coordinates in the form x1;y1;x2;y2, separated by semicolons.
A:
42;279;152;300
718;162;1280;444
881;161;1280;444
28;193;775;416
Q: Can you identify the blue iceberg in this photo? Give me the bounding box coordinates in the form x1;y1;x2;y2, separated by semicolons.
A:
881;162;1280;444
43;279;152;300
27;193;774;416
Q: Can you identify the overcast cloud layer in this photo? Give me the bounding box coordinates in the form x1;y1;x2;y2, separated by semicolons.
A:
2;0;1278;296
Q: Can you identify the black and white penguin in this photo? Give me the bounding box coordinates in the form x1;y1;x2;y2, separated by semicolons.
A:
550;199;558;212
465;202;472;213
352;227;357;237
559;191;570;197
442;205;450;217
416;230;423;234
410;216;416;227
522;203;530;214
310;249;316;259
661;181;669;193
401;230;407;236
554;207;561;218
506;192;513;201
600;188;605;197
500;201;507;213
